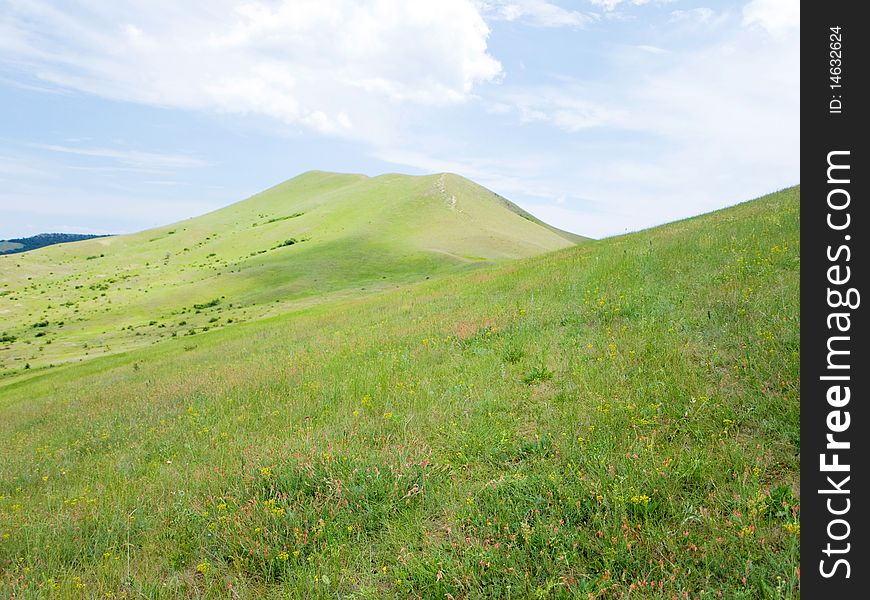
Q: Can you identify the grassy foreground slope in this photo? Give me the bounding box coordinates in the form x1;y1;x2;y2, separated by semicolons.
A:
0;187;799;599
0;171;582;376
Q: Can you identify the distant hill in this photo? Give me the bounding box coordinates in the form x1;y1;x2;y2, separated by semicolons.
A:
0;232;112;255
0;171;587;369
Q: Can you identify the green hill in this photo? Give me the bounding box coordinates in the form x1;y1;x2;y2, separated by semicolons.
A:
0;185;799;598
0;233;112;256
0;171;584;375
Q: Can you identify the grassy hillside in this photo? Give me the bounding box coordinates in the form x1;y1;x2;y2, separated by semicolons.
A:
0;172;583;376
0;186;799;598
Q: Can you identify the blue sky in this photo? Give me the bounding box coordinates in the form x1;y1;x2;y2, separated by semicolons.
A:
0;0;799;239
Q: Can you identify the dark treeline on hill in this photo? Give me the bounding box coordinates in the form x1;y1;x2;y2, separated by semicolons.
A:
0;232;112;255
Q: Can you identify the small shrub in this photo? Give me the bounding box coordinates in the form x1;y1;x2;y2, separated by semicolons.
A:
504;347;524;363
266;212;304;223
522;365;553;385
193;298;220;310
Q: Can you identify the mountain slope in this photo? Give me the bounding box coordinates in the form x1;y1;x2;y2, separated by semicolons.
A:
0;171;585;375
0;187;799;598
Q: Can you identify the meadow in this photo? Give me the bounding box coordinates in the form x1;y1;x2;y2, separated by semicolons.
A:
0;184;799;598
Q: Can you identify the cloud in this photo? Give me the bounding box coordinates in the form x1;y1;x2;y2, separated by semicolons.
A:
742;0;800;37
588;0;628;10
31;144;209;170
380;11;798;238
587;0;663;11
0;0;502;138
0;142;230;238
482;1;596;28
634;45;669;54
565;25;799;234
0;156;48;177
494;87;626;131
669;8;718;25
0;0;799;241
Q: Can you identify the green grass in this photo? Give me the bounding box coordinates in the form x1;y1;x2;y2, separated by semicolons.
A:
0;185;799;598
0;171;583;376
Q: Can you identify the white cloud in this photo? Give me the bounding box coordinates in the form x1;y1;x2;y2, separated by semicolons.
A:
589;0;626;10
0;0;502;138
0;156;48;177
0;0;799;241
742;0;799;37
488;85;629;132
563;26;799;235
382;14;799;238
635;44;669;54
482;1;596;28
588;0;660;11
31;144;209;170
669;8;718;25
0;143;230;238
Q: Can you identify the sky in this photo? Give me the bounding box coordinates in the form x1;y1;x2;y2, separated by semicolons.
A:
0;0;799;239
